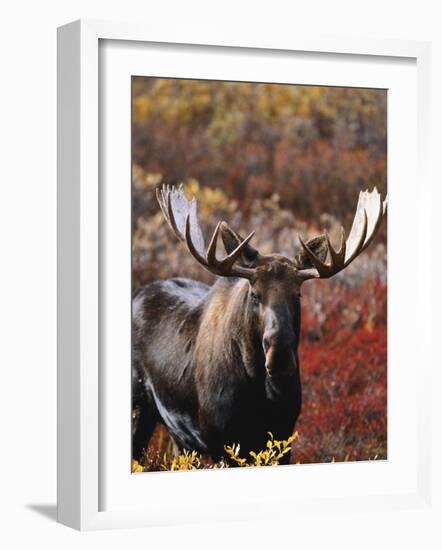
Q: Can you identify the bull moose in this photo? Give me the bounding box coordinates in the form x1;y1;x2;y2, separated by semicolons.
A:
132;184;387;464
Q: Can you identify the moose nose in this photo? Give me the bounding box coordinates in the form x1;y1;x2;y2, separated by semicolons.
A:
263;303;298;356
263;332;278;353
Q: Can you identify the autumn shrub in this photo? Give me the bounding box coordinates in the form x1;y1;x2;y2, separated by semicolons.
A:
225;433;298;467
297;279;387;463
132;433;299;472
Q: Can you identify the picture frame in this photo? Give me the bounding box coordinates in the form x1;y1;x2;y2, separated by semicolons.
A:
57;19;432;531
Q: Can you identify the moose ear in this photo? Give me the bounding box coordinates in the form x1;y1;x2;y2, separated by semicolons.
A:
220;222;259;267
294;234;329;269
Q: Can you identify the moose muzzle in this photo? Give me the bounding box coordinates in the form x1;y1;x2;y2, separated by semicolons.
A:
263;304;298;376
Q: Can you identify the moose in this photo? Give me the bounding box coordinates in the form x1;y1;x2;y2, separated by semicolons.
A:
132;184;387;464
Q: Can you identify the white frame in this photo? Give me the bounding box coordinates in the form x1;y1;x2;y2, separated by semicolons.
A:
57;19;432;531
101;40;418;513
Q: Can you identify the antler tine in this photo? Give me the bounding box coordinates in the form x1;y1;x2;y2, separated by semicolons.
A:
217;230;256;276
298;188;386;281
344;208;368;266
298;235;331;277
326;226;346;269
358;187;385;255
206;222;222;266
166;190;182;240
184;213;209;267
156;185;185;243
205;220;255;276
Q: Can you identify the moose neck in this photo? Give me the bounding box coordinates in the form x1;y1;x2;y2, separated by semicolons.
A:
196;278;266;379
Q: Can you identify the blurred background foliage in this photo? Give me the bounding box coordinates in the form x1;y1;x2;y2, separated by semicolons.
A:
132;79;386;227
132;78;387;468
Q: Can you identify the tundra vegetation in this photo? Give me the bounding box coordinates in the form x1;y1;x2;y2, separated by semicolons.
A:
131;78;387;471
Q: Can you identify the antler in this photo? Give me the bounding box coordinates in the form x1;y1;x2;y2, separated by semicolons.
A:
297;187;387;280
156;184;256;279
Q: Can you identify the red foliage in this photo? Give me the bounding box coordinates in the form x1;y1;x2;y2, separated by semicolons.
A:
295;278;387;463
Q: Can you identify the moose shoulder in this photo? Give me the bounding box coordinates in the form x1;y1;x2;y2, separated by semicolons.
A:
132;185;387;463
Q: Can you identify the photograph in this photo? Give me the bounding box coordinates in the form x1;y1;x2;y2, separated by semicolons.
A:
131;77;388;472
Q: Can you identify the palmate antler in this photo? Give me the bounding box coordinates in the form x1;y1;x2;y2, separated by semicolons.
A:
156;185;256;279
297;187;387;280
